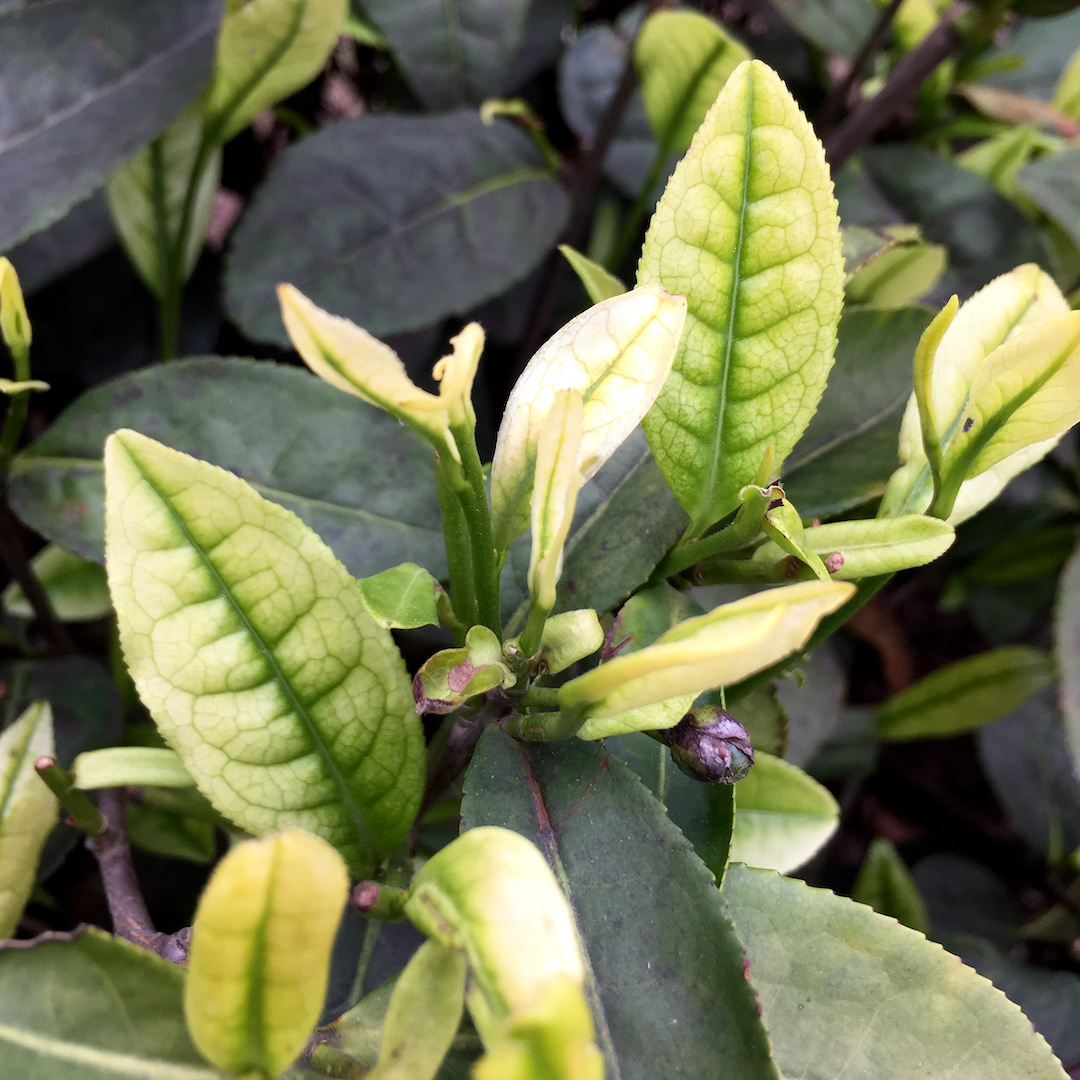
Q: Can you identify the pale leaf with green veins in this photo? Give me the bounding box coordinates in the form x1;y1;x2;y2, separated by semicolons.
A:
206;0;348;144
634;9;750;156
185;829;349;1078
559;244;625;304
729;752;838;874
852;837;929;933
752;515;955;579
2;543;111;623
71;747;193;791
106;102;221;297
104;428;424;877
639;59;844;535
0;701;58;940
877;645;1054;741
491;285;686;554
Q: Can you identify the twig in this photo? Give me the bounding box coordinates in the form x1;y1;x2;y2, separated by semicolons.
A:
816;0;907;134
824;7;964;170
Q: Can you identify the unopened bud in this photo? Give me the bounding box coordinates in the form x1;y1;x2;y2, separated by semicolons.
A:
659;706;754;784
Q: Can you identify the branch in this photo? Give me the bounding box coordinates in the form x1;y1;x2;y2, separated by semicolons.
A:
824;7;964;170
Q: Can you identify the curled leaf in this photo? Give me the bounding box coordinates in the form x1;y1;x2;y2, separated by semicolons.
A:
414;626;516;715
0;257;30;356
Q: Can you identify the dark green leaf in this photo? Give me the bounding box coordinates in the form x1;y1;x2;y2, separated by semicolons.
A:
860;146;1050;296
723;866;1068;1080
1017;146;1080;251
852;837;930;933
777;645;846;766
763;0;878;57
461;727;780;1080
126;801;216;863
8;357;446;579
912;853;1019;947
0;927;218;1078
783;306;931;518
226;111;569;344
979;9;1080;100
362;0;531;109
1057;539;1080;772
0;0;222;252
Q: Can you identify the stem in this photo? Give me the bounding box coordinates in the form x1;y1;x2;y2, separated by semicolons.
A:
34;757;105;835
343;917;381;1012
517;601;550;658
434;455;478;645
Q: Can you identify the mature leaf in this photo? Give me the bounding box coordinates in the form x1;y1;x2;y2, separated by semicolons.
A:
0;0;222;252
729;752;838;873
979;9;1080;102
778;644;846;766
1018;147;1080;252
2;543;111;622
764;0;878;57
1056;539;1080;773
362;0;531;109
461;728;781;1080
105;429;424;877
491;286;686;552
0;927;220;1079
226;111;569;343
783;307;931;518
71;747;193;791
859;146;1050;295
752;515;955;579
852;837;930;933
206;0;347;143
639;60;844;534
0;702;58;939
559;244;625;305
9;357;445;578
877;646;1055;742
634;10;749;156
359;564;441;630
127;800;216;863
106;103;221;296
723;866;1069;1080
185;830;349;1077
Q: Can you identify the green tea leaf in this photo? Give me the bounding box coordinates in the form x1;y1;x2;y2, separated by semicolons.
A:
362;0;531;110
0;927;220;1079
558;244;625;305
845;234;947;308
71;747;193;791
185;830;349;1077
105;429;424;876
126;801;216;864
226;111;569;343
634;9;749;156
206;0;347;143
1017;146;1080;252
729;752;838;874
765;0;878;56
106;102;221;297
639;60;844;534
358;563;441;630
1057;46;1080;118
723;866;1068;1080
0;702;59;939
9;357;445;579
462;728;781;1080
2;543;111;622
877;645;1055;742
0;0;222;252
852;837;930;933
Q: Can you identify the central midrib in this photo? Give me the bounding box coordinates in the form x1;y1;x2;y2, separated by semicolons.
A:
133;456;374;858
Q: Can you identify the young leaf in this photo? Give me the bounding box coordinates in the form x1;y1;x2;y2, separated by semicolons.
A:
0;257;31;357
559;244;626;304
844;233;947;307
0;927;218;1078
0;702;59;940
852;837;930;933
877;646;1054;742
728;752;838;874
70;747;193;791
634;9;750;156
639;59;844;535
205;0;348;143
490;285;687;553
2;543;111;622
105;429;424;877
462;729;781;1080
724;866;1068;1080
529;609;604;676
185;829;349;1078
759;499;831;580
358;563;441;630
106;102;221;297
413;626;516;716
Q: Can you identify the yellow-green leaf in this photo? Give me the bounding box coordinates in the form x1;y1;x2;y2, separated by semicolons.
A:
844;232;947;308
206;0;348;144
490;285;687;553
0;379;47;395
358;562;441;629
634;9;750;156
0;702;58;939
639;59;844;535
729;752;838;874
559;244;625;305
852;837;929;933
0;257;30;356
531;609;605;676
414;626;516;715
1056;46;1080;120
2;543;111;622
184;829;349;1078
71;747;193;791
104;428;424;876
560;580;854;719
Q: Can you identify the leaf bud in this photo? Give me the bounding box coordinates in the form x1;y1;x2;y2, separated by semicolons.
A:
659;706;754;784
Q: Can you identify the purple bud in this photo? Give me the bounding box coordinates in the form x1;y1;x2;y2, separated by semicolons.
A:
660;706;754;784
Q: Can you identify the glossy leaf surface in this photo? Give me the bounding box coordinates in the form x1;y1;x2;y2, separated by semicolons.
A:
639;60;844;533
462;728;780;1080
105;429;424;876
226;111;569;343
0;0;222;252
185;830;349;1077
723;867;1068;1080
9;358;445;579
2;543;111;622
